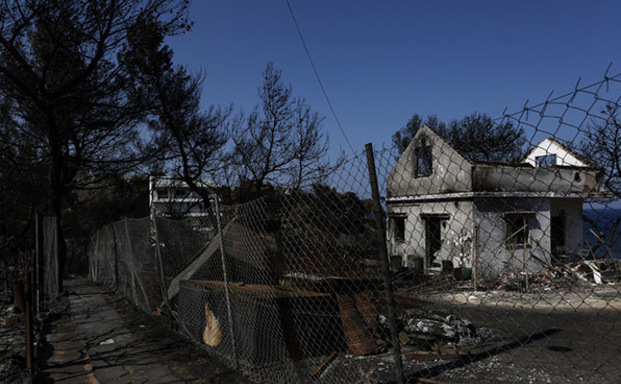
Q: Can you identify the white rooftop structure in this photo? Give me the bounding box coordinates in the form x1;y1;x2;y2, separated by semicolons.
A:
523;137;590;168
149;176;217;219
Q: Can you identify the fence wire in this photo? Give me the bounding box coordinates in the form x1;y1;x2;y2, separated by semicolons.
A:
90;69;621;384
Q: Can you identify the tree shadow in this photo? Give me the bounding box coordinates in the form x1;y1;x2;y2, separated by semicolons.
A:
403;328;561;382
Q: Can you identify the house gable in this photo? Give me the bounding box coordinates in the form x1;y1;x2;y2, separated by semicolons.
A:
387;125;473;197
523;137;590;168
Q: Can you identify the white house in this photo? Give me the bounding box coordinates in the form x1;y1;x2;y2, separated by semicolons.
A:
522;137;590;168
149;176;217;221
386;126;604;280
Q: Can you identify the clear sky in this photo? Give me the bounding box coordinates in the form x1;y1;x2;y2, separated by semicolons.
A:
166;1;621;156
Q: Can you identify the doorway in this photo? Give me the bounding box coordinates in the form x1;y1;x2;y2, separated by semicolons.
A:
425;217;443;270
551;215;566;261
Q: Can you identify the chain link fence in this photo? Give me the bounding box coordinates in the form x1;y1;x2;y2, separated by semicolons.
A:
0;212;59;382
90;69;621;383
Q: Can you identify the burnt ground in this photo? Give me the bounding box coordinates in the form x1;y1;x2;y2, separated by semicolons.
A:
4;278;621;384
317;284;621;384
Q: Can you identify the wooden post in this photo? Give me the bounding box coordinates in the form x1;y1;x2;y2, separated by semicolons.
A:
365;143;405;384
473;224;478;292
24;252;34;376
523;219;529;290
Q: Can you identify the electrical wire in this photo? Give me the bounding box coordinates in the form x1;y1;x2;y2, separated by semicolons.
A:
285;0;356;155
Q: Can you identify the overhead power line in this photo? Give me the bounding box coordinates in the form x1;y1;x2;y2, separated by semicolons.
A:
285;0;356;155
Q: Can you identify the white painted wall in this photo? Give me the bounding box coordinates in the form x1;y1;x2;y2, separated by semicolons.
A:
474;198;551;279
387;200;474;271
524;138;587;167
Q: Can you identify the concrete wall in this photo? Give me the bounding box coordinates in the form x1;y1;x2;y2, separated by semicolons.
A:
473;164;601;194
473;198;551;279
388;196;585;279
387;200;474;271
387;126;472;198
387;128;601;199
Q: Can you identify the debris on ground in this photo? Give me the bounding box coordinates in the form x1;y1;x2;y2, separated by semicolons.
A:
377;308;507;355
0;293;27;384
475;259;621;292
400;309;476;344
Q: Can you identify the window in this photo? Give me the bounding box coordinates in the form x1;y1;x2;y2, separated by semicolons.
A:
536;154;557;167
416;139;432;177
504;214;530;247
172;203;190;215
157;189;169;199
392;216;406;242
175;189;188;198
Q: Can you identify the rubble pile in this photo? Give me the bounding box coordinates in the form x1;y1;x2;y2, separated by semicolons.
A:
379;308;505;351
401;309;476;343
479;259;621;292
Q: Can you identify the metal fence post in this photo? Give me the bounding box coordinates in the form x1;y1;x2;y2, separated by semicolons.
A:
35;213;41;314
113;223;119;292
124;219;139;305
24;252;34;376
365;143;405;384
215;194;240;369
152;216;173;328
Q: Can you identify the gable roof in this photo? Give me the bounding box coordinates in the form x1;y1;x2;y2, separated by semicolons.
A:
522;137;592;168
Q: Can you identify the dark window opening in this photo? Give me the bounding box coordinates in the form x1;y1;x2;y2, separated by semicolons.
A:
393;216;405;242
505;215;529;248
551;215;566;259
416;140;433;177
157;189;169;199
536;154;557;167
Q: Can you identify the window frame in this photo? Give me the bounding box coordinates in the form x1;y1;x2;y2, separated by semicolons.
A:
536;154;557;167
504;214;531;249
156;189;169;199
415;139;433;177
391;215;406;243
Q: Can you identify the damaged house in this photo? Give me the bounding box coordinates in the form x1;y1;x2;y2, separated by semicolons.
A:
386;126;604;280
149;176;217;223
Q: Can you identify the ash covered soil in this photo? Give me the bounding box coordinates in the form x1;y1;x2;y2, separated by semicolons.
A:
409;284;621;383
315;283;621;384
3;280;620;384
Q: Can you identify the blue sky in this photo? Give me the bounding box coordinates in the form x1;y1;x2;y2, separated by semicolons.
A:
166;1;621;156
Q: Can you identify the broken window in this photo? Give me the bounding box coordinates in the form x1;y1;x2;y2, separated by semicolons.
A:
392;216;406;242
536;154;557;167
504;214;530;248
415;139;433;177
